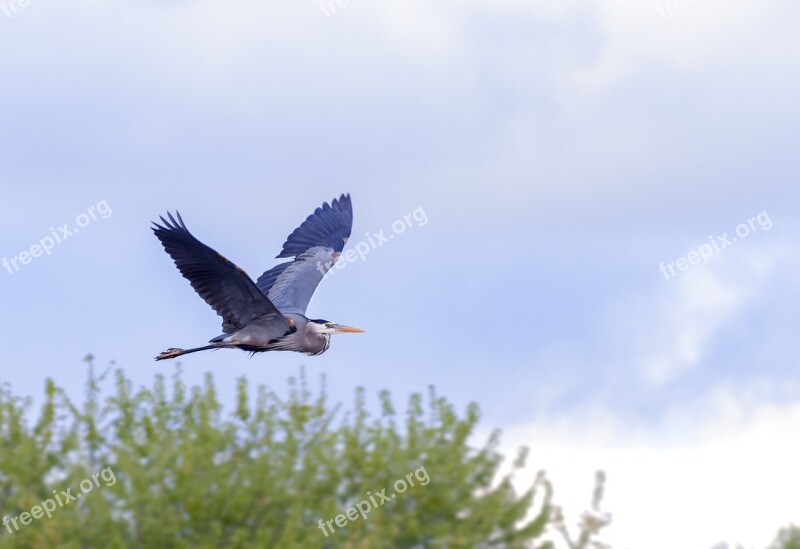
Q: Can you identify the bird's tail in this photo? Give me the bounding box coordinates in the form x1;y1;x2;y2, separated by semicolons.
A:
155;344;220;361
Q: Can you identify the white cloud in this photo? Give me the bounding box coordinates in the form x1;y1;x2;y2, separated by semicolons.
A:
3;0;798;231
500;386;800;549
639;268;750;384
631;246;779;385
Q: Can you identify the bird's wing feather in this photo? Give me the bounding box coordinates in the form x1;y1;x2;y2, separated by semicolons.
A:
277;194;352;258
153;212;290;335
257;194;353;315
257;247;340;315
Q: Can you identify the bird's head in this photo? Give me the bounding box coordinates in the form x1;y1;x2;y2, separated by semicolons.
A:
308;319;365;335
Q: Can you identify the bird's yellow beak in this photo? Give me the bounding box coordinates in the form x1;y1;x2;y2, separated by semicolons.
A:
332;324;365;333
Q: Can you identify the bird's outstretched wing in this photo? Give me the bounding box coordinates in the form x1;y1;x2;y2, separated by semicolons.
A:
153;212;290;335
256;194;353;315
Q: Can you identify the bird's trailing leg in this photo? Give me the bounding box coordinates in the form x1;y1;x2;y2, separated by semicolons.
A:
155;344;222;361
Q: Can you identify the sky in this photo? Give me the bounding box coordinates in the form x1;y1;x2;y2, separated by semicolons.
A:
1;0;799;547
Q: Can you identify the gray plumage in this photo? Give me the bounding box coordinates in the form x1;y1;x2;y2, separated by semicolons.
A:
152;194;363;361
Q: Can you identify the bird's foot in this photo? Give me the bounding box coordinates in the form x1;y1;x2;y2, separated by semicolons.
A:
155;348;184;361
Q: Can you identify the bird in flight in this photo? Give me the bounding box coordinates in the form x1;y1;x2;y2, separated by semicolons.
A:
152;194;363;361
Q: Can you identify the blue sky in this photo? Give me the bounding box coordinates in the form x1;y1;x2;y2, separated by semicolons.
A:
1;1;800;547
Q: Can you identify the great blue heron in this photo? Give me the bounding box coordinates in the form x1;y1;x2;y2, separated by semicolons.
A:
152;194;363;361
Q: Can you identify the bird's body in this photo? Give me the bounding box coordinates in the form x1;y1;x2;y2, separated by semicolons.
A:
152;194;363;361
210;314;331;356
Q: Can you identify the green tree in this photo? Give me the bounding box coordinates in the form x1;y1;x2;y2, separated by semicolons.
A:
0;359;610;548
768;525;800;549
